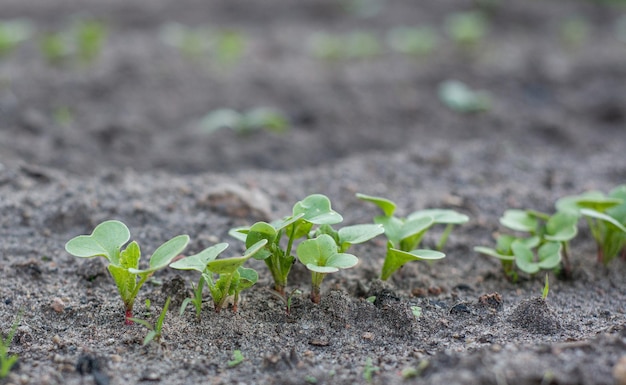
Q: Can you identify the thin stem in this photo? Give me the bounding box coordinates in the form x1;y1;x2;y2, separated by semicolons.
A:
437;224;454;251
561;241;572;279
216;274;234;312
125;273;151;324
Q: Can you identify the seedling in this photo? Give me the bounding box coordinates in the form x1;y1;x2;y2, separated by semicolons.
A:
129;297;171;346
39;19;107;66
0;19;34;58
269;288;302;315
362;357;380;383
199;107;289;135
438;80;491;113
230;194;344;294
65;220;189;324
387;26;438;56
474;209;576;280
170;241;266;313
560;17;590;49
556;186;626;264
297;234;359;303
357;193;468;280
0;312;21;379
445;11;488;47
310;31;381;60
227;350;244;368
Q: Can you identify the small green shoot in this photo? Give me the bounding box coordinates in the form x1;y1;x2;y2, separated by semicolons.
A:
65;220;189;324
560;17;590;49
230;194;343;294
387;26;438;56
269;288;302;315
366;296;376;303
0;19;34;58
227;350;244;368
438;80;491;113
129;297;171;346
0;311;21;379
362;357;380;383
445;11;488;47
411;306;422;318
357;193;468;280
297;234;359;303
310;31;381;60
542;274;550;300
199;107;289;135
170;241;266;313
39;19;107;66
144;299;152;317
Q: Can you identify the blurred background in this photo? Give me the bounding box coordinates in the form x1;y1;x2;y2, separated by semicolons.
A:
0;0;625;175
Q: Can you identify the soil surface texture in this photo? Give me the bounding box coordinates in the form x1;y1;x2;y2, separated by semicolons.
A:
1;1;626;385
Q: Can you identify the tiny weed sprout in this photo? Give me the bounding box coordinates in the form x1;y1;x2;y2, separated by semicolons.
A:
387;26;438;56
230;194;344;295
445;11;488;47
309;31;381;60
269;288;302;315
39;19;107;66
129;297;171;346
0;19;34;58
0;311;21;379
362;357;380;383
411;306;422;318
357;193;468;280
65;220;189;324
438;80;491;113
556;185;626;264
474;209;575;281
297;234;359;303
199;107;289;135
227;350;245;368
170;240;266;313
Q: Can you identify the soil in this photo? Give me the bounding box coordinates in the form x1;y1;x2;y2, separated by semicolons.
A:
1;0;626;384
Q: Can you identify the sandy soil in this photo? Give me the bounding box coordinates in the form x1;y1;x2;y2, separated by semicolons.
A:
1;0;626;384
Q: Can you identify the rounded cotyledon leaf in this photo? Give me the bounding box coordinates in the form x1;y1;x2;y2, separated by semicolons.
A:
499;210;538;233
65;220;130;265
580;208;626;233
170;243;230;273
408;209;469;224
337;224;384;246
293;194;343;225
544;212;578;242
297;234;338;267
381;248;445;280
128;234;189;274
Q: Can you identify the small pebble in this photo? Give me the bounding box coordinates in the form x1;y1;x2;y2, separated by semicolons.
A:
362;332;374;340
111;354;122;363
51;298;65;313
52;335;61;346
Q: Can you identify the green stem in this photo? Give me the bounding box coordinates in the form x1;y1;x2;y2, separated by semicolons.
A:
216;274;234;312
125;273;151;324
437;224;454;251
310;272;326;303
561;241;572;278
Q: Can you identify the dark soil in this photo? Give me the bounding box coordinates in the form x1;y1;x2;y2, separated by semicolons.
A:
1;1;626;384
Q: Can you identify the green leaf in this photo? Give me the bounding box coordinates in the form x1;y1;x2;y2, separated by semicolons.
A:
399;216;434;241
337;224;384;247
207;239;267;274
108;264;135;306
537;242;562;270
499;210;538;232
512;241;561;274
236;266;258;290
438;80;490;113
608;185;626;223
119;241;141;270
228;227;249;242
356;193;397;217
128;234;190;274
170;243;230;272
246;222;277;260
511;242;539;274
542;274;549;300
473;246;515;261
544;212;578;242
297;234;358;272
580;209;626;233
293;194;343;225
381;248;445;280
65;220;130;265
556;191;622;214
408;209;469;224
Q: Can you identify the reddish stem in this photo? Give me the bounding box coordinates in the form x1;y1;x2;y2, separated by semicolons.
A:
125;308;133;325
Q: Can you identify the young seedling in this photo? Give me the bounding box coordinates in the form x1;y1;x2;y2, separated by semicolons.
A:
297;234;359;303
556;186;626;265
0;312;21;379
269;288;302;315
475;209;576;280
129;297;171;346
314;223;384;253
542;274;550;300
65;220;189;324
230;194;344;295
0;19;33;58
445;10;488;47
170;240;266;313
387;26;438;56
438;80;491;113
199;107;289;135
310;31;381;60
39;19;107;66
357;193;468;280
362;357;380;383
227;350;245;368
